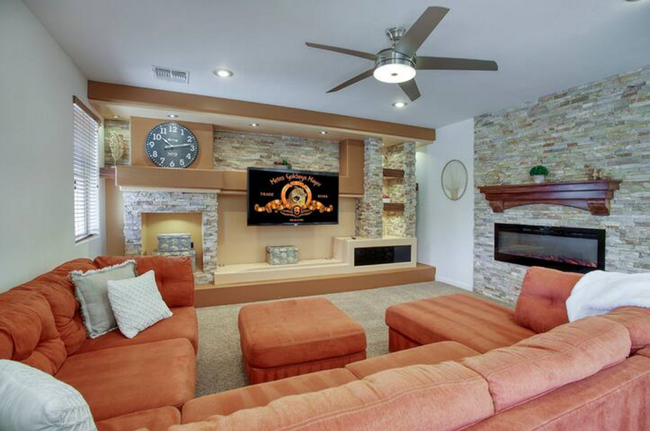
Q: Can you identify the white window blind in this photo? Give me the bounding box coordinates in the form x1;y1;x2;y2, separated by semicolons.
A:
73;100;100;242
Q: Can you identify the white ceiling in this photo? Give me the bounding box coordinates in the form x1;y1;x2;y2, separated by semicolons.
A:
25;0;650;129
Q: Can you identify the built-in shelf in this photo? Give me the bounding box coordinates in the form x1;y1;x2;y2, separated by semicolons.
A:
383;168;405;179
478;180;621;216
384;202;405;212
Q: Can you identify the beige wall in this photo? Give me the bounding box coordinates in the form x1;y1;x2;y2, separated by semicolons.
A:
0;0;104;292
105;181;125;255
218;195;356;265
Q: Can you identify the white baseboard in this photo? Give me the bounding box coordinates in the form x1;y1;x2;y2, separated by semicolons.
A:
435;275;473;292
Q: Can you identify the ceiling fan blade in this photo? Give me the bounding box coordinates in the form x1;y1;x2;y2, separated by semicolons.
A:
327;69;375;93
398;79;421;102
306;42;377;61
416;56;498;71
394;7;449;56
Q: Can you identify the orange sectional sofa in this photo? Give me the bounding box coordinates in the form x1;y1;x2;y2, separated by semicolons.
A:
0;255;198;431
173;266;650;430
3;260;650;430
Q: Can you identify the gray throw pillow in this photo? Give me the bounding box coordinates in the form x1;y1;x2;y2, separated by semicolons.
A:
70;260;137;339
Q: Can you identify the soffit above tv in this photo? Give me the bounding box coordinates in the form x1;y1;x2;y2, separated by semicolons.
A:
88;81;435;146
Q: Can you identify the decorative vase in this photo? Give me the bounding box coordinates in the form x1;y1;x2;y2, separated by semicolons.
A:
532;175;546;184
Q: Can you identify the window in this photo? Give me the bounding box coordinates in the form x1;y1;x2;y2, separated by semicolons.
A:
72;96;100;242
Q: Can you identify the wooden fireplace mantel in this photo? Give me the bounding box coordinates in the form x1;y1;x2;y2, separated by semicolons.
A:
478;180;621;216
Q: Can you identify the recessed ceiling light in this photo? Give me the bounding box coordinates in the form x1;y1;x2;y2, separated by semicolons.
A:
320;131;328;135
112;115;120;119
167;114;179;118
250;123;259;127
214;69;233;78
392;101;408;108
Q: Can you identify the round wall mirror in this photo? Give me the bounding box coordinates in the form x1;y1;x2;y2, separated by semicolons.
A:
441;159;468;201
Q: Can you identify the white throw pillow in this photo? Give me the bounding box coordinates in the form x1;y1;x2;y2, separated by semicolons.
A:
107;270;173;339
0;360;96;431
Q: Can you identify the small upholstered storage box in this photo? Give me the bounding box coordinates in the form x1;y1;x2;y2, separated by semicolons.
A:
158;233;192;252
266;245;299;265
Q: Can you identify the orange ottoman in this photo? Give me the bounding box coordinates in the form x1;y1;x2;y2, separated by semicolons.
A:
238;298;367;384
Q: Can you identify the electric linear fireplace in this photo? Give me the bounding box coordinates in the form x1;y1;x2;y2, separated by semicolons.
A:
495;223;605;273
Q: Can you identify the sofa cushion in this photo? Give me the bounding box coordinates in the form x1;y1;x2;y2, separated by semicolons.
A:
386;294;535;353
0;290;67;374
602;307;650;351
182;368;357;423
56;338;196;421
346;341;479;379
76;306;198;354
460;316;631;412
466;354;650;431
238;298;366;368
514;267;583;334
96;406;181;431
172;362;493;431
95;256;194;308
18;259;98;355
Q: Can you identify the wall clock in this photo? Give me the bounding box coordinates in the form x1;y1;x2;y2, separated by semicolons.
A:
145;122;198;168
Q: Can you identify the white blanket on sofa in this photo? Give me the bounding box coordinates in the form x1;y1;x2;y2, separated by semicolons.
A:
566;270;650;322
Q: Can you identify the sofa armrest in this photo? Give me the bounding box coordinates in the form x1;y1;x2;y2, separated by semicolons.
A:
94;256;194;307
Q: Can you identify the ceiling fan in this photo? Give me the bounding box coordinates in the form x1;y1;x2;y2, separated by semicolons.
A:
306;7;498;102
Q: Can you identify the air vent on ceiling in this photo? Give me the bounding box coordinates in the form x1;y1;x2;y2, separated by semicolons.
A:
152;66;190;84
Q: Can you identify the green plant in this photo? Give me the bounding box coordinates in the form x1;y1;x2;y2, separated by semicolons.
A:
530;165;549;176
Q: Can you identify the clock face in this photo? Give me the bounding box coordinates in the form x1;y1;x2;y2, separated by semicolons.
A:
145;122;199;168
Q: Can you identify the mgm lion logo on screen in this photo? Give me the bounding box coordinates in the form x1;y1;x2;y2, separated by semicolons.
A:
254;180;334;218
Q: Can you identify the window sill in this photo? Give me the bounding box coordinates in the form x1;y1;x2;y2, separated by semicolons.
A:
75;234;100;246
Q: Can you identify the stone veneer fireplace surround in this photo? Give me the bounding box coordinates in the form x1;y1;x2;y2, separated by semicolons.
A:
474;65;649;304
123;190;217;284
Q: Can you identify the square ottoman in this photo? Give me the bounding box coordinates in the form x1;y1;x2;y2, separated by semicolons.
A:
238;297;367;384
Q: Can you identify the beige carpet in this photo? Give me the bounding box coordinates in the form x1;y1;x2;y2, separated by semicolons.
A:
195;281;491;397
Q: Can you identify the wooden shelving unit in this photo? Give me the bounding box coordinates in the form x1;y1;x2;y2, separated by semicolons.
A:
383;202;405;212
383;168;404;179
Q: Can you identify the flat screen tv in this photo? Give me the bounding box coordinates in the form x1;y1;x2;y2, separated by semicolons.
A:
247;167;339;226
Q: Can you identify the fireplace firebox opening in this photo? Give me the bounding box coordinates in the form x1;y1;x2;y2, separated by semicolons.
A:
494;223;605;273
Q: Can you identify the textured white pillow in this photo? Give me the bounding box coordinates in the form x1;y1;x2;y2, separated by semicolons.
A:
0;360;96;431
107;270;173;338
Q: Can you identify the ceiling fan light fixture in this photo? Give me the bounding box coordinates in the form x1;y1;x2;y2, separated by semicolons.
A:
373;50;416;84
374;62;416;84
392;101;408;108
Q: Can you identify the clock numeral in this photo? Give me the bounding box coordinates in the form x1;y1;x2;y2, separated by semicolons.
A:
152;150;157;157
149;141;155;148
169;124;178;133
186;154;191;159
190;145;195;151
180;159;185;167
160;157;165;164
181;129;185;136
161;127;167;135
169;161;175;168
154;133;162;140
